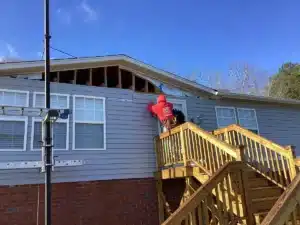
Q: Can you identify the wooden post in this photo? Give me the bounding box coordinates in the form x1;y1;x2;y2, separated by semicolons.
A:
104;67;107;87
132;73;135;91
156;179;165;223
180;126;187;166
89;68;92;85
118;67;122;88
286;145;297;181
224;128;229;144
240;165;255;225
154;137;162;170
236;145;245;162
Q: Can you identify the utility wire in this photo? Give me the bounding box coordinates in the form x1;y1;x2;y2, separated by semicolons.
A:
50;46;77;58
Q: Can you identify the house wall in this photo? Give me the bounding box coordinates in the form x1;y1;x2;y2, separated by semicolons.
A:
187;97;300;155
0;77;162;186
0;77;300;187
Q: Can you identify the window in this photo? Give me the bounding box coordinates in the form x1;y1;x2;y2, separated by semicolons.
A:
31;93;69;150
0;89;29;151
215;106;237;128
73;95;106;150
237;108;259;134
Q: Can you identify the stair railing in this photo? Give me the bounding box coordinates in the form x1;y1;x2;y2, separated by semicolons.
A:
261;172;300;225
213;124;297;187
155;122;240;175
162;162;254;225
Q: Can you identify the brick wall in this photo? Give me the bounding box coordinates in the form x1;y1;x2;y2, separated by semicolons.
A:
0;178;159;225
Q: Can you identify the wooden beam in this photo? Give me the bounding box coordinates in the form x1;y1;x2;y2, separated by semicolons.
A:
73;70;77;84
145;80;149;93
104;67;107;87
57;71;60;82
89;68;92;86
118;67;122;88
132;73;135;91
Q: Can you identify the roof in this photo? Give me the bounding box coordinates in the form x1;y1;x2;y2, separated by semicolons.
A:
1;54;300;106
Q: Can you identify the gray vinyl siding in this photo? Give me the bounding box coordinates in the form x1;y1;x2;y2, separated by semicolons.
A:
1;77;300;186
187;97;300;155
0;77;160;185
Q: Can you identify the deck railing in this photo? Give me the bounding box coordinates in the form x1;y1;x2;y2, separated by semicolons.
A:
261;172;300;225
155;122;240;174
162;162;254;225
213;124;297;187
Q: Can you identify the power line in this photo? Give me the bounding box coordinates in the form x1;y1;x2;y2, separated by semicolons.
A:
50;46;77;58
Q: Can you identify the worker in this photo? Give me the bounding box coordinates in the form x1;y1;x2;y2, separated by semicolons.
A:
147;94;176;132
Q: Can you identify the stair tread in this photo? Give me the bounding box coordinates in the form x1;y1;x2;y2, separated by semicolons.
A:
254;211;269;216
252;196;279;202
250;186;281;190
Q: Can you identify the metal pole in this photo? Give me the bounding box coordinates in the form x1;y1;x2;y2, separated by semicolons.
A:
44;0;52;225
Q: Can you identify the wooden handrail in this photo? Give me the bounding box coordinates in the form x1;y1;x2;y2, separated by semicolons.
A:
214;124;290;157
261;173;300;225
187;122;238;158
162;162;253;225
155;122;239;174
213;124;297;187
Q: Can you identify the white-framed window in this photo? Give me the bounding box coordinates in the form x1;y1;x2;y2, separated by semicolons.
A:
157;98;187;134
73;95;106;150
0;89;29;151
237;108;259;134
215;106;237;128
31;92;69;150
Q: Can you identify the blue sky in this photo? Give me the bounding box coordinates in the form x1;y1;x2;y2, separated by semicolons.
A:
1;0;300;89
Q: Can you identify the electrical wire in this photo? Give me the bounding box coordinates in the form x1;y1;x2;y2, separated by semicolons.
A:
50;46;77;58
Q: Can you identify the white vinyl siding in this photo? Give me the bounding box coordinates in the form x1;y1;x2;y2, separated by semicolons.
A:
215;106;237;128
0;89;29;151
31;92;69;150
73;95;106;150
237;108;259;134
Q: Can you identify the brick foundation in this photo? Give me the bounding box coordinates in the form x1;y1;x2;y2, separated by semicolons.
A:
0;178;159;225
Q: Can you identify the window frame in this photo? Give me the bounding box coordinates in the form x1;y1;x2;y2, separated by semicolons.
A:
237;107;260;134
31;92;70;151
72;95;106;151
0;89;29;151
215;106;237;128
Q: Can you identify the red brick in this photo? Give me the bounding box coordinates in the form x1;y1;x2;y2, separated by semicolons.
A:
0;178;159;225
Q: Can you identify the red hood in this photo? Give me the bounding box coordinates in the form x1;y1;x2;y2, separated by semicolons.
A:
157;95;166;104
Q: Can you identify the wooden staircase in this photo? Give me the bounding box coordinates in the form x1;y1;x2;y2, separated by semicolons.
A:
154;122;300;225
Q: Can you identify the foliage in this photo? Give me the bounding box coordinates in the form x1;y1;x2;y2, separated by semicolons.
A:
267;62;300;100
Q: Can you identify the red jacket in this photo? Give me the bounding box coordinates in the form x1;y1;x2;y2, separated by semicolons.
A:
147;95;174;122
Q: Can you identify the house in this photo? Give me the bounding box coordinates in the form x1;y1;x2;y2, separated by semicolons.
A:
0;54;300;225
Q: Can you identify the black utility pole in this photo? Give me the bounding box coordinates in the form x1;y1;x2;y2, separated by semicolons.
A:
44;0;52;225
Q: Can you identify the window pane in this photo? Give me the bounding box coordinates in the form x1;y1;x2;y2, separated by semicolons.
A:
238;109;255;119
218;118;236;128
15;93;28;106
35;94;44;108
75;97;84;108
217;108;235;118
53;123;67;149
85;98;94;109
95;99;104;110
2;92;15;105
33;121;43;149
35;94;68;109
239;118;257;129
33;121;67;149
95;110;104;121
75;123;104;149
0;121;25;149
237;109;258;132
